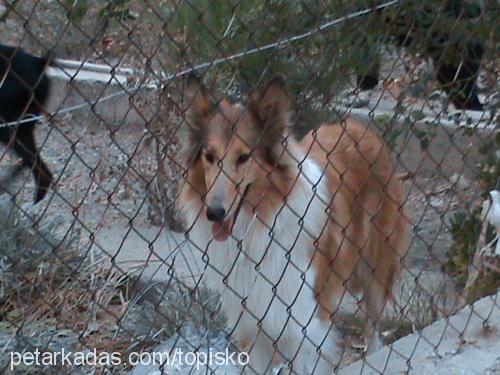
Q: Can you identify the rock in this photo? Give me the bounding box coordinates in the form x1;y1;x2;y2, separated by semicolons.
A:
129;326;243;375
341;292;500;375
449;173;472;190
429;197;443;208
0;193;13;217
340;89;371;108
485;357;500;374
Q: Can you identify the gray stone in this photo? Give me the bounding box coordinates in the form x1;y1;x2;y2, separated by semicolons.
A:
129;326;242;375
450;173;472;190
0;193;13;215
341;292;500;374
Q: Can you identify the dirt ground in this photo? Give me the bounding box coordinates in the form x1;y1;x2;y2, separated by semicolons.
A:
0;0;178;74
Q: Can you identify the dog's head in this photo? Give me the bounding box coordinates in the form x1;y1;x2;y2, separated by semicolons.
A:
181;74;292;241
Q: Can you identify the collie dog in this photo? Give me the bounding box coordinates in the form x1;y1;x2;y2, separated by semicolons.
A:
177;75;410;374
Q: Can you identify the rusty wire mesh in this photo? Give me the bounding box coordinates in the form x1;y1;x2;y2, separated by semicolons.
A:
0;0;499;373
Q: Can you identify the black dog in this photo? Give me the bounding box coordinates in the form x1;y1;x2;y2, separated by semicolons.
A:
0;44;53;203
356;0;484;111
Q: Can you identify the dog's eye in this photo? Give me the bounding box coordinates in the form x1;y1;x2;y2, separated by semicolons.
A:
204;153;215;164
236;153;250;165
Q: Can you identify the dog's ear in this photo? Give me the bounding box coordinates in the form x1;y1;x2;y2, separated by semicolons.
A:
183;73;215;125
180;73;214;166
248;75;291;142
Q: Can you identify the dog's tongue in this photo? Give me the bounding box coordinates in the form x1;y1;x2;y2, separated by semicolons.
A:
212;217;234;242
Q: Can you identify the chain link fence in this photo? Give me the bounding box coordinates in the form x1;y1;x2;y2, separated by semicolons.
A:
0;0;499;373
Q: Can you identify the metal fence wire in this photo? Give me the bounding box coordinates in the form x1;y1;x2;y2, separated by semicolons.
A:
0;0;498;374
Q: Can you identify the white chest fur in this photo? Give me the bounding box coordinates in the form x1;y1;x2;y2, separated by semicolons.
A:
182;157;338;372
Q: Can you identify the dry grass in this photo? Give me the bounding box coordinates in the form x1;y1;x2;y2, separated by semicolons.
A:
0;195;222;373
133;90;184;230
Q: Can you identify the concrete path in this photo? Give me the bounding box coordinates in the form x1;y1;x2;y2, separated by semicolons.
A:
93;223;205;287
341;292;500;374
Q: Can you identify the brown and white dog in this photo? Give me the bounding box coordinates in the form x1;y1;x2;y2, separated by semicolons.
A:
177;74;411;374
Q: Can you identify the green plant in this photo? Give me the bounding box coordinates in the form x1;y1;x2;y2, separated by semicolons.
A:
478;134;500;194
64;0;89;24
444;209;484;288
99;0;138;28
443;132;500;302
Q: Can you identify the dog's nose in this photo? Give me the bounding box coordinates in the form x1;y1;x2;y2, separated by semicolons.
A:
206;206;226;222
